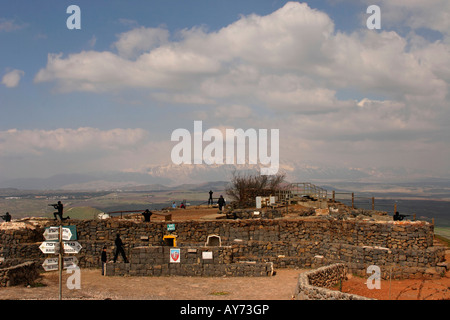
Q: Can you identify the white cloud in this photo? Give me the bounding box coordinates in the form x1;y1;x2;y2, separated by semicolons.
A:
29;2;450;179
0;18;26;32
365;0;450;35
0;127;148;155
113;27;169;59
2;69;24;88
34;2;448;107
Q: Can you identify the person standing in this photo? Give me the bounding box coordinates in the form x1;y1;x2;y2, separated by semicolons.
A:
208;190;213;205
113;234;128;263
142;209;153;222
101;246;107;275
217;195;226;213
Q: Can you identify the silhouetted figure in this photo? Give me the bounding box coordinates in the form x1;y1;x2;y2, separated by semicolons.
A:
101;246;107;275
52;201;70;221
217;195;226;212
113;234;128;263
393;211;409;221
1;212;11;222
142;209;153;222
208;190;213;205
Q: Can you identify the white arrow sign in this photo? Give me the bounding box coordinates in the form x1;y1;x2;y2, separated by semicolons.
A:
40;241;81;254
42;256;78;271
63;241;82;254
39;241;60;254
44;227;72;241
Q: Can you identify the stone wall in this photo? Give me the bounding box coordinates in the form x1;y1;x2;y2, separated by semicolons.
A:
294;263;373;300
0;261;40;287
105;246;274;277
0;218;445;279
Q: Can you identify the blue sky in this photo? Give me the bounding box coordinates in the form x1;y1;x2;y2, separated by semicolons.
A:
1;0;365;131
1;0;449;186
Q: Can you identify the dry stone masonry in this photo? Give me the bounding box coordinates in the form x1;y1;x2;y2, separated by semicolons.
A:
0;217;446;280
294;263;372;300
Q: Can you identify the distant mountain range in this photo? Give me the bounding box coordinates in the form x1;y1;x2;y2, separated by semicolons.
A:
0;162;448;193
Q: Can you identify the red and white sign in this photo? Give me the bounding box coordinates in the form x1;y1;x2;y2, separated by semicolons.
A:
170;248;180;263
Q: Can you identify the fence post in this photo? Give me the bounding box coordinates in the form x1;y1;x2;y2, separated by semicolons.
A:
372;197;375;210
332;191;335;203
351;193;354;209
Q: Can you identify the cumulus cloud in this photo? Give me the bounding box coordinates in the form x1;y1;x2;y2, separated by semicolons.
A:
361;0;450;36
113;27;169;59
30;2;450;179
2;69;24;88
33;2;448;108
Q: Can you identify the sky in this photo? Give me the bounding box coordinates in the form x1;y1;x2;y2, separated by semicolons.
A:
0;0;450;186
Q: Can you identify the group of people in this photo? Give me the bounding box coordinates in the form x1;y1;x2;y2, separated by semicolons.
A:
101;233;129;275
208;190;226;212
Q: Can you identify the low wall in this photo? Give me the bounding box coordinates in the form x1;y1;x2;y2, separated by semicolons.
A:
0;261;40;287
0;218;445;279
105;245;274;277
294;263;373;300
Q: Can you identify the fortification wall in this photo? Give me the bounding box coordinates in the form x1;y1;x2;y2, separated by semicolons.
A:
0;218;445;279
105;246;273;277
294;263;373;300
0;261;40;287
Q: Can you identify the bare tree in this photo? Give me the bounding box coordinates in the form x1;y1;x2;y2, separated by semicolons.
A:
225;171;287;208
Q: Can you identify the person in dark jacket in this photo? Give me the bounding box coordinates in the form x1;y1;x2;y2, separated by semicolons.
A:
101;246;107;275
113;234;128;263
217;195;226;212
142;209;153;222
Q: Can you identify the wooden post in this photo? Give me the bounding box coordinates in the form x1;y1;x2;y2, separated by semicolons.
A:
332;191;335;203
394;203;397;213
372;197;375;210
351;193;354;209
58;224;63;300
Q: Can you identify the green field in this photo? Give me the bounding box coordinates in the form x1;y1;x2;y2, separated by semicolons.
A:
434;227;450;241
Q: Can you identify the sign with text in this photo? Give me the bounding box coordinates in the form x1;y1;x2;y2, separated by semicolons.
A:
63;241;82;254
167;223;175;231
44;227;72;241
42;256;78;272
39;241;60;254
44;225;77;241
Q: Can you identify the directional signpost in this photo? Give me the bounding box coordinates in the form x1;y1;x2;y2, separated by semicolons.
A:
42;256;78;272
40;225;80;300
63;241;82;254
39;241;60;254
44;226;73;241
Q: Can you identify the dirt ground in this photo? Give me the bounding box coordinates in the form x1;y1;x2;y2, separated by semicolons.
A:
334;246;450;300
1;264;449;300
0;267;303;300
